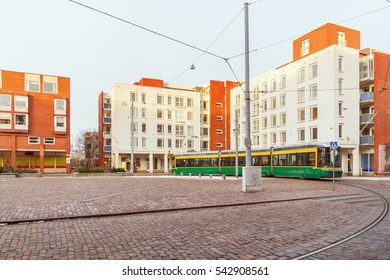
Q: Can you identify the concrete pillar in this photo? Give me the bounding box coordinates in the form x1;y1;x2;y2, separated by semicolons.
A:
149;152;154;173
11;135;16;171
164;153;168;174
352;147;360;176
39;145;44;174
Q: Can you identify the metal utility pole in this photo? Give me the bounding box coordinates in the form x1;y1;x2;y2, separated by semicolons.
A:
235;109;239;178
244;2;252;167
130;102;134;174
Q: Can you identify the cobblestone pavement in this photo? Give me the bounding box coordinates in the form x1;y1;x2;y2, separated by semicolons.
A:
0;176;388;259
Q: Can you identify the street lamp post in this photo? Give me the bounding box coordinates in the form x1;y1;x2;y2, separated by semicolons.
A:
130;102;134;174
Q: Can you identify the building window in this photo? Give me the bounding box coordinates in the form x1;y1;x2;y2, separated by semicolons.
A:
54;116;65;130
310;63;318;79
142;137;147;148
25;74;40;92
187;98;193;107
0;95;11;111
157;109;164;119
339;79;343;95
201;141;209;150
280;112;286;126
235;93;240;105
261;83;267;95
280;76;286;89
216;129;223;135
44;137;55;144
216;102;223;107
28;136;40;144
130;92;137;102
271;132;277;144
131;122;138;133
157;124;164;134
176;111;184;121
339;102;343;116
176;125;184;136
297;88;305;103
157;95;164;105
339;56;344;72
142;123;147;133
54;99;66;114
216;143;223;148
339;124;343;138
168;139;172;148
0;113;11;129
202;114;208;124
310;106;318;120
262;134;267;145
216;116;223;121
298;128;305;141
15;114;28;126
280;131;286;144
309;84;318;99
157;139;164;148
271;115;277;127
310;127;318;140
167;96;172;105
271;79;277;92
297;67;305;83
202;128;209;136
253;119;259;132
280;94;286;107
298;108;305;122
176;97;184;107
142;108;146;118
187;111;193;121
141;93;146;103
262;99;268;111
338;32;346;46
176;139;184;148
43;82;57;94
270;97;277;109
301;39;310;56
253;103;260;116
187;125;194;136
14;96;28;112
262;117;267;129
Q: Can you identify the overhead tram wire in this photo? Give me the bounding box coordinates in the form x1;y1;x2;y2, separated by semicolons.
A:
227;3;390;61
68;0;227;62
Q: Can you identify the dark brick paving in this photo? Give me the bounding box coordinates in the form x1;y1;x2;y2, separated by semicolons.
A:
0;176;388;259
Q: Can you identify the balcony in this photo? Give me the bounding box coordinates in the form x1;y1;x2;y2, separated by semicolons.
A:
360;92;374;103
103;103;111;109
360;113;374;125
359;58;374;86
360;135;374;145
103;117;111;123
103;146;112;152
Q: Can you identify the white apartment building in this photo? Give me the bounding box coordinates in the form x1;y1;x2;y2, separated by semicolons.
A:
107;81;201;173
231;23;361;175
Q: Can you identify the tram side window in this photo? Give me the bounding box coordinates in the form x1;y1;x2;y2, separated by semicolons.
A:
211;158;218;166
199;158;211;167
296;153;315;166
187;158;199;167
287;154;297;166
238;156;246;166
272;155;278;166
260;155;269;166
176;159;186;167
278;154;287;166
308;152;315;166
318;148;327;166
220;157;231;166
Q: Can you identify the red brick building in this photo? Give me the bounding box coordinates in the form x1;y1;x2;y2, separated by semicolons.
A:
0;69;70;174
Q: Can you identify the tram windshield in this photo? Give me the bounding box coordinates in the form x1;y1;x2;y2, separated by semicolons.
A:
317;147;341;167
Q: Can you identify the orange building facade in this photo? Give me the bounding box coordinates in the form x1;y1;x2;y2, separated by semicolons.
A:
0;69;70;174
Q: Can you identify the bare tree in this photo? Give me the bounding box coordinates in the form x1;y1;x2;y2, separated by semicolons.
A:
71;128;99;168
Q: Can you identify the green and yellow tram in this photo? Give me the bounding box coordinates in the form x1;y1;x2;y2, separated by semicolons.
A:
172;144;342;179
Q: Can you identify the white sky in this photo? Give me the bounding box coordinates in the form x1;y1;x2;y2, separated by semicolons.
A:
1;0;390;138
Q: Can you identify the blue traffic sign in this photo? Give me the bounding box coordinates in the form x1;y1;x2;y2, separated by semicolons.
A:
330;141;338;150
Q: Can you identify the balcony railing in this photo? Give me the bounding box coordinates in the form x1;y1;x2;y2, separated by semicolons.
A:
103;103;111;109
103;117;111;123
103;146;112;152
360;92;374;103
360;113;374;124
360;135;374;145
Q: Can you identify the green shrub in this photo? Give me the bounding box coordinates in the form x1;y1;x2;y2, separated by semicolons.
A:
110;167;126;173
14;169;39;174
0;167;14;173
77;167;105;173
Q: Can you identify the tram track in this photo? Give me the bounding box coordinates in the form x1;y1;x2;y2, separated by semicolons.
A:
293;180;389;260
